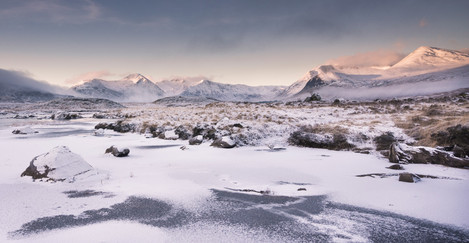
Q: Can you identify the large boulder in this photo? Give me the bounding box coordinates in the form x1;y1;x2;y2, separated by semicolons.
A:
211;136;236;148
21;146;93;182
389;142;469;168
105;146;130;157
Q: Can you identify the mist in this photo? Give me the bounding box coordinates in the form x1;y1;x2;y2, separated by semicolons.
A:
326;49;406;68
316;78;469;101
0;68;68;94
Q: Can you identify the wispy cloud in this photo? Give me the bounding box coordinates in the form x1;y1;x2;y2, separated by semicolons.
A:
419;18;428;27
65;70;112;85
326;49;406;68
0;68;65;93
0;0;101;24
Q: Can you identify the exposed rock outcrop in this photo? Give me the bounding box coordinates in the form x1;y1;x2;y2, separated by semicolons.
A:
389;142;469;168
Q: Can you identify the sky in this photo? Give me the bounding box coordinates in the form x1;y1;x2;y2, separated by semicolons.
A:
1;0;468;87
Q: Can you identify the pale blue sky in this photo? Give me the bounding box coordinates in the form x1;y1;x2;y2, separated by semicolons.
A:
1;0;468;86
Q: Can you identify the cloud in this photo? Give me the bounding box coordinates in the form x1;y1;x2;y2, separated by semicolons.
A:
164;75;212;82
419;18;428;27
65;70;112;85
0;68;65;94
0;0;101;24
326;49;406;68
460;48;469;54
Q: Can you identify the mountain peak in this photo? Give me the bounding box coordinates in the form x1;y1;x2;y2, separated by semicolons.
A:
123;73;151;83
392;46;469;69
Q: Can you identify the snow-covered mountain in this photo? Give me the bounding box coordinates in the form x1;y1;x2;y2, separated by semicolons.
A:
283;46;469;100
155;78;201;97
72;74;165;102
180;80;285;102
391;46;469;71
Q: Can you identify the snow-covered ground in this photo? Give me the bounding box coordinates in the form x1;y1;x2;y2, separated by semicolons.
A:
0;102;468;242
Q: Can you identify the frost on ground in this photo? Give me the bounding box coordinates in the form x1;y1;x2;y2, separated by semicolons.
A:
0;94;468;242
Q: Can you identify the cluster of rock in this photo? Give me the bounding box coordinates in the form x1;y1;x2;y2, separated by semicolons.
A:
288;130;354;151
51;112;82;120
95;121;136;133
12;127;38;135
95;121;244;149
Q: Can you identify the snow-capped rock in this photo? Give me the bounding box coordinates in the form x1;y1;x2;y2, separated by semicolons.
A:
211;136;236;148
12;127;38;135
163;130;179;140
21;146;93;182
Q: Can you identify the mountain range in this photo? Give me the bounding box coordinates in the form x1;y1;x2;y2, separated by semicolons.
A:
2;46;469;103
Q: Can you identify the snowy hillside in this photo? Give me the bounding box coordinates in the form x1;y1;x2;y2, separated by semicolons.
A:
181;80;285;102
72;74;165;102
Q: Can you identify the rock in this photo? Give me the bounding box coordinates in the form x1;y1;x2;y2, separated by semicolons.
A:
211;136;236;148
232;123;244;128
297;188;307;191
452;145;466;158
431;124;469;155
163;130;179;140
112;121;135;133
52;112;82;120
12;127;38;135
94;121;135;133
386;164;404;170
389;142;469;168
175;126;191;140
105;146;130;157
374;132;396;151
288;131;354;150
399;172;420;183
93;128;105;136
21;146;93;182
189;135;204;145
92;113;106;119
192;124;217;140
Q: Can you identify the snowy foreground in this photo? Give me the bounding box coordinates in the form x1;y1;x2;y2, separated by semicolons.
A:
0;116;468;242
